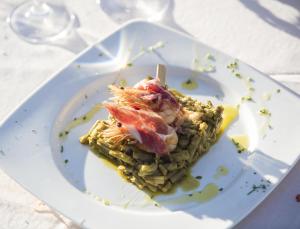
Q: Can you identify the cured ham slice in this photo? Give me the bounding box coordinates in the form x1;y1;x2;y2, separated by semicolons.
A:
104;103;173;154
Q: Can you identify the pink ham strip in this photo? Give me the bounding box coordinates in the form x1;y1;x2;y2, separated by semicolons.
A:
105;103;168;134
134;79;179;108
104;103;169;154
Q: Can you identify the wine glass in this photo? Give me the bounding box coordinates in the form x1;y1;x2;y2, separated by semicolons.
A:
99;0;170;23
8;0;75;43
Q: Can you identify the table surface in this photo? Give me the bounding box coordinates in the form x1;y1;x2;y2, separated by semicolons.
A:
0;0;300;228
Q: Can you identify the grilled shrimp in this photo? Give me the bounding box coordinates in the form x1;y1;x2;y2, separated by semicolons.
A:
109;77;182;125
104;103;178;155
101;124;131;144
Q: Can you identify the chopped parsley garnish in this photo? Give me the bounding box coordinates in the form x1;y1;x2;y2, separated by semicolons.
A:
234;73;242;78
259;108;271;116
98;53;103;57
194;58;215;72
205;53;214;61
60;145;64;153
82;116;87;120
276;89;281;93
59;132;64;138
247;184;267;195
227;60;238;72
64;159;69;164
186;79;192;84
247;77;254;82
206;65;215;72
241;95;253;101
219;188;223;191
103;199;111;206
77;64;81;68
146;76;154;80
188;193;193;197
127;63;133;67
195;176;202;180
231;139;246;153
64;131;69;135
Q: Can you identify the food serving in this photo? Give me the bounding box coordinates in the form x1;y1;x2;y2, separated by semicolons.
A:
80;65;223;193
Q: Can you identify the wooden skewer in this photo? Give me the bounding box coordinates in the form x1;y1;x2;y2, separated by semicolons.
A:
156;64;166;86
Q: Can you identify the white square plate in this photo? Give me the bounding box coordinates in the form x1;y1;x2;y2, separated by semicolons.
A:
1;21;300;229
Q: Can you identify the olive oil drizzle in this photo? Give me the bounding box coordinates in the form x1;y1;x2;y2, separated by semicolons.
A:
59;103;102;139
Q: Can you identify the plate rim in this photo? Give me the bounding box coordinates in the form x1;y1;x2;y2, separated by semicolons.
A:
1;19;300;228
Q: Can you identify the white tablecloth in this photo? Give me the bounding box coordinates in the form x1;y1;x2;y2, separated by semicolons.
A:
0;0;299;228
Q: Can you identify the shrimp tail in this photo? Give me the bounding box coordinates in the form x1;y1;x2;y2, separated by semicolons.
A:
108;85;150;110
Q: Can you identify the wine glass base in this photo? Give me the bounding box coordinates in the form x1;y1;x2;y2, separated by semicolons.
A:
8;0;75;43
99;0;170;23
